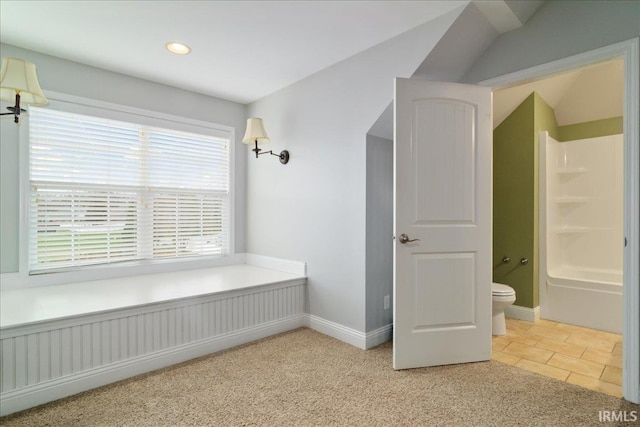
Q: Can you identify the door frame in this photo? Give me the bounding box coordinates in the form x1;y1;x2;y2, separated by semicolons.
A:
478;38;639;403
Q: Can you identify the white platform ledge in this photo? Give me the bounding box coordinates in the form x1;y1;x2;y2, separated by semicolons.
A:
0;258;307;416
1;264;305;329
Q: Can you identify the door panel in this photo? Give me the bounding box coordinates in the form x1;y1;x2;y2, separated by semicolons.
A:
414;253;475;327
393;78;492;370
414;99;476;224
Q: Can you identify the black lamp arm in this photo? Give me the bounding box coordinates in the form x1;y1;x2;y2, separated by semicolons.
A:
257;150;280;158
251;139;290;164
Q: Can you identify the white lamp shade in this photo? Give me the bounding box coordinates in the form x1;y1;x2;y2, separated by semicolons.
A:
0;57;48;105
242;117;270;144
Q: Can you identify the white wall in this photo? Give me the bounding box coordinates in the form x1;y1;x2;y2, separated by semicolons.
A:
412;2;498;82
462;0;640;84
365;134;393;332
0;106;19;273
245;8;463;332
368;2;500;142
0;43;248;273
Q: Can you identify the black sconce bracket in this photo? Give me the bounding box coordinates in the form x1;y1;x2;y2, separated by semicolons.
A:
251;140;290;164
0;93;24;123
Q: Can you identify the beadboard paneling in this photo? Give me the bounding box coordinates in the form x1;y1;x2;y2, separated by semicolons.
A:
0;280;305;415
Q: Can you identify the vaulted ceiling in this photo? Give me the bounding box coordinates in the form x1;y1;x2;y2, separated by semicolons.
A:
7;0;604;129
494;59;624;128
0;0;466;104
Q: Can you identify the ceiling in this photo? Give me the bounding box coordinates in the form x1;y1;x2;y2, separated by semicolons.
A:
494;59;624;128
12;0;607;127
0;0;466;104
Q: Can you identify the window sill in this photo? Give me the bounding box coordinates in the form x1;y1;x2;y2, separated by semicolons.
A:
2;254;247;290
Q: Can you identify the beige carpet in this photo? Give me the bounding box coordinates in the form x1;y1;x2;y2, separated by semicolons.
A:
1;328;638;426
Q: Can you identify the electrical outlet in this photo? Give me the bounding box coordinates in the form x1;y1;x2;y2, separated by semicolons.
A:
384;295;390;310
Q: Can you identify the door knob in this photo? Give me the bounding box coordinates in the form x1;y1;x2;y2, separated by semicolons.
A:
399;233;420;244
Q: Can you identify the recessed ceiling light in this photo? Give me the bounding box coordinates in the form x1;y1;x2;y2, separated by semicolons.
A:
165;42;191;55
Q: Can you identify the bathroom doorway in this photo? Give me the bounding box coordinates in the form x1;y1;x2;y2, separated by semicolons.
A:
493;58;624;333
483;39;639;402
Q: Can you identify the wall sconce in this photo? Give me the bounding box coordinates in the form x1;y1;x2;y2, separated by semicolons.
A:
0;57;48;124
242;117;289;164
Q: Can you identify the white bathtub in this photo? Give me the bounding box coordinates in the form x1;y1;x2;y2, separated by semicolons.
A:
539;132;623;333
550;267;622;288
543;268;622;333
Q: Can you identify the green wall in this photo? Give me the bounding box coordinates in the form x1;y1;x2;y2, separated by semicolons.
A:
493;91;622;308
493;93;537;308
558;116;623;142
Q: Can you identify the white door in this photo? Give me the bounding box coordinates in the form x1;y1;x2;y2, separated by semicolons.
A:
393;78;492;369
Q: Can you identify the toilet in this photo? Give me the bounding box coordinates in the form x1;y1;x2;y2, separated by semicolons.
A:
492;283;516;335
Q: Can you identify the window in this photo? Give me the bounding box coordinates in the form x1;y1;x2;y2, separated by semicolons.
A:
28;106;230;274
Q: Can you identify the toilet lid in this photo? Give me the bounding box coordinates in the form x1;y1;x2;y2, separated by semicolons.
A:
492;283;515;296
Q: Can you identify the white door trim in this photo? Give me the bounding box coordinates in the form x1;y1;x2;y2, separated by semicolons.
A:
479;38;640;403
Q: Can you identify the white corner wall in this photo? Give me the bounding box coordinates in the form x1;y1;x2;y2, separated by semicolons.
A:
0;108;20;273
0;43;248;274
365;134;393;332
245;8;464;333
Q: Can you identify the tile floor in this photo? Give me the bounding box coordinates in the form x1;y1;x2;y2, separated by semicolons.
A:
492;317;622;398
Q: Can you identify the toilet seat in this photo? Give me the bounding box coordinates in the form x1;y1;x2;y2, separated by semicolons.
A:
492;282;515;296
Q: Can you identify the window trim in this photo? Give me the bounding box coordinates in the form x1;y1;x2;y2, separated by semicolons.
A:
18;91;237;288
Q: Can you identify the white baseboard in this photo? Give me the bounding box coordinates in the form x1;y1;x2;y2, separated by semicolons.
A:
305;316;392;350
0;315;306;416
306;315;367;349
505;305;540;323
245;253;307;276
365;324;392;349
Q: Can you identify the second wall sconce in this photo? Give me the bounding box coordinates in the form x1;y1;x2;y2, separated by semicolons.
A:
242;117;289;164
0;57;48;124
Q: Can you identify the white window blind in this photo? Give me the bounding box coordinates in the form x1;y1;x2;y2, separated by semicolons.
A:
28;107;230;273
